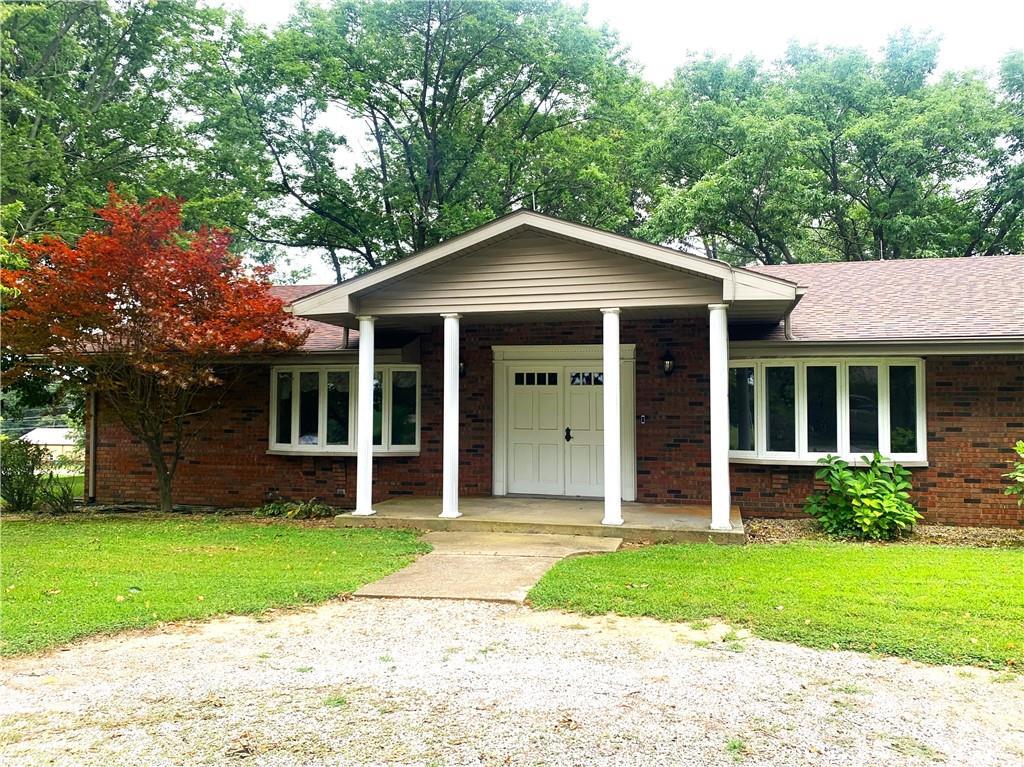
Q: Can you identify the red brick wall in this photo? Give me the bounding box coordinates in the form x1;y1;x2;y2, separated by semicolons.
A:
89;324;1023;526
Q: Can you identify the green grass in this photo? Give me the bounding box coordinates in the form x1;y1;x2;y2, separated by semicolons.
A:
1;517;429;656
59;474;85;499
529;542;1024;668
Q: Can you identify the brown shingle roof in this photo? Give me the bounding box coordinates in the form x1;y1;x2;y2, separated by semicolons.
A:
274;255;1024;348
271;285;356;352
749;255;1024;342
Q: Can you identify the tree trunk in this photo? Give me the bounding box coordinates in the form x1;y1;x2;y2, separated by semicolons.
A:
144;440;175;513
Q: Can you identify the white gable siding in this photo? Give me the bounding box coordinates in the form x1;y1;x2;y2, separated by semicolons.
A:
356;233;722;315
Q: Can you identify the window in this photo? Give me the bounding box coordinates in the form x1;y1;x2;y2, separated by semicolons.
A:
728;358;926;464
269;365;420;454
728;367;755;452
806;365;838;453
765;366;796;453
514;372;558;386
848;365;879;453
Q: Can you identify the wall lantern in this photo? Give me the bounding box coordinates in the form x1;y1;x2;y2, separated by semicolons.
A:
661;351;675;377
459;361;466;378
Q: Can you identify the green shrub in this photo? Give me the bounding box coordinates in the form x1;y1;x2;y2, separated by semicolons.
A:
39;473;79;515
1003;440;1024;506
0;438;49;513
253;498;335;520
804;452;922;540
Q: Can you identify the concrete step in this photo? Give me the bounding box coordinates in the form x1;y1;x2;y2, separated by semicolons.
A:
335;512;745;544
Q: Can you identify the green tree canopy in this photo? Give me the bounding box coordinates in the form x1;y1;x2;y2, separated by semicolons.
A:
645;31;1024;264
1;1;261;239
224;0;656;277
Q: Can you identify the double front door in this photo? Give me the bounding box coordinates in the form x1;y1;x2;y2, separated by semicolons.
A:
507;366;605;497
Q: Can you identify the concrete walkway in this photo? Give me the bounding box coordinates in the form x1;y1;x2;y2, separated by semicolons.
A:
353;531;621;603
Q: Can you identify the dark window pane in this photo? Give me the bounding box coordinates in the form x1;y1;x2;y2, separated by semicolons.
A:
806;366;838;452
526;372;535;385
766;366;796;452
583;372;593;385
570;372;582;385
594;372;603;385
548;372;557;385
275;372;292;444
728;367;755;451
373;371;383;446
298;371;319;445
849;366;879;453
515;372;524;386
889;366;918;453
326;371;350;445
390;370;418;446
537;373;546;385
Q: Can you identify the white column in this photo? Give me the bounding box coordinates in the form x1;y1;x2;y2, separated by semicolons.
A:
708;303;732;530
440;313;462;518
353;315;376;516
601;308;623;526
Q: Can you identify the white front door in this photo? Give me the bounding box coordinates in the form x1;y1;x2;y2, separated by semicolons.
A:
507;368;564;495
563;368;604;497
506;366;605;497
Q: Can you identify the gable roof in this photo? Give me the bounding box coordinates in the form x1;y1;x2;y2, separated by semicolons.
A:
20;427;76;446
289;210;801;321
271;285;354;351
749;255;1024;342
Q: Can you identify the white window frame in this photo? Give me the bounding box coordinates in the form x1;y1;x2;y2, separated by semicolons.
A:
268;364;421;456
728;357;927;466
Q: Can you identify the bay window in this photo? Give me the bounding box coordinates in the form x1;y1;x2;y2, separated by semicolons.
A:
269;365;420;454
727;358;926;464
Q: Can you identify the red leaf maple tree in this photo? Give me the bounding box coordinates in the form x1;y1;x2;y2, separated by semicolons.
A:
3;190;308;511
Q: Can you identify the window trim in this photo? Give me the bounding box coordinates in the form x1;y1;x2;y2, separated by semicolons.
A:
728;357;926;465
268;364;421;456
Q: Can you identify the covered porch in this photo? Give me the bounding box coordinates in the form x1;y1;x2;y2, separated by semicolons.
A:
336;496;745;543
289;211;801;533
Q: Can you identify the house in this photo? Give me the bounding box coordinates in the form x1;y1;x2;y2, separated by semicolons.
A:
85;211;1024;528
20;427;81;463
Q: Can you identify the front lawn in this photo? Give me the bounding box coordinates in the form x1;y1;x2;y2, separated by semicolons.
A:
529;542;1024;668
1;517;428;656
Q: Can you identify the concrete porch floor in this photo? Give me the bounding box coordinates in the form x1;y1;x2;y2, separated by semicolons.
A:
335;496;745;544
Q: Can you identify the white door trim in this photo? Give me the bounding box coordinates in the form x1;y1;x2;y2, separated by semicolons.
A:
493;344;636;501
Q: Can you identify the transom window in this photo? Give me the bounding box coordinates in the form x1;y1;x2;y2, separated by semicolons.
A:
569;371;603;386
514;372;558;386
270;365;420;454
728;358;926;463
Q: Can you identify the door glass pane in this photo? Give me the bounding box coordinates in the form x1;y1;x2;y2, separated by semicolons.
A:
766;366;796;452
275;371;292;444
806;366;838;453
728;367;755;451
390;370;418;446
326;371;350;446
373;371;383;446
298;371;319;445
848;365;879;453
889;366;918;453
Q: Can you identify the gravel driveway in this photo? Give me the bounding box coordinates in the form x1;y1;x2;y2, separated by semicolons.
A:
2;598;1021;766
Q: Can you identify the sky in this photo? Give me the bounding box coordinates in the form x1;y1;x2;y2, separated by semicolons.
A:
221;0;1024;82
215;0;1024;281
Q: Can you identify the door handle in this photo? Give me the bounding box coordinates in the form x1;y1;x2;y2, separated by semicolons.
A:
564;427;573;442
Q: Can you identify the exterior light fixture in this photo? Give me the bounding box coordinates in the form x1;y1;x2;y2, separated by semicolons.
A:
661;351;675;376
459;361;466;378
